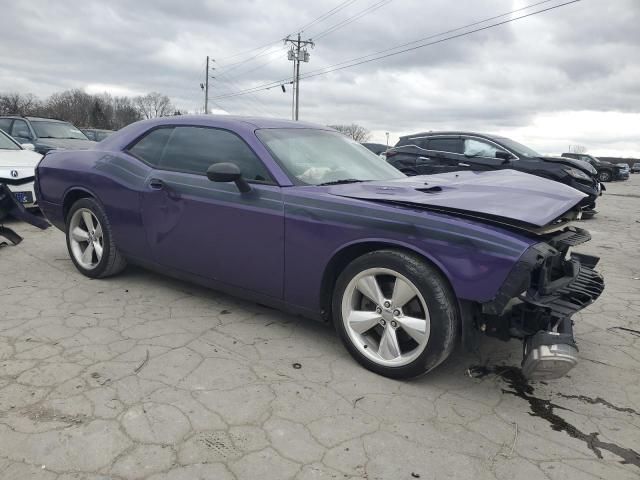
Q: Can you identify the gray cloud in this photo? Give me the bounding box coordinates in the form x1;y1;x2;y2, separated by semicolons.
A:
1;0;639;153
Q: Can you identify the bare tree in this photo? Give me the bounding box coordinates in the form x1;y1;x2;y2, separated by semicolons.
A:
112;96;141;129
328;123;372;142
44;89;95;126
134;92;174;119
0;92;41;115
0;90;167;129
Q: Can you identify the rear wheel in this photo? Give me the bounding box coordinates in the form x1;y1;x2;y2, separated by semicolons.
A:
332;249;459;379
598;170;612;182
66;198;127;278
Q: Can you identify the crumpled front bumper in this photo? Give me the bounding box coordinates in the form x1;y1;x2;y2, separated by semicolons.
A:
479;227;604;380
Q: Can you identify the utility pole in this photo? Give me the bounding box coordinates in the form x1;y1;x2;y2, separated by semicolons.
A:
204;55;210;114
285;34;314;120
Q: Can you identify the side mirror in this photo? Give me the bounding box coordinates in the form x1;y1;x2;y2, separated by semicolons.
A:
495;151;513;162
20;143;35;151
206;162;251;193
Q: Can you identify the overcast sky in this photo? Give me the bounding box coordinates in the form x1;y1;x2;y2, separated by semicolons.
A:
1;0;639;155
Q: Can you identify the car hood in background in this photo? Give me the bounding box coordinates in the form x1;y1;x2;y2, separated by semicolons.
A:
0;149;43;167
36;138;96;151
0;150;41;184
542;156;597;176
328;170;586;228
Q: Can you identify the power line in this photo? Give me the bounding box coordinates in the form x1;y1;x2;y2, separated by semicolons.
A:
311;0;393;41
216;46;288;81
211;76;277;117
297;0;360;33
299;0;581;80
209;0;581;101
213;39;284;64
211;1;358;75
214;44;286;77
305;0;558;75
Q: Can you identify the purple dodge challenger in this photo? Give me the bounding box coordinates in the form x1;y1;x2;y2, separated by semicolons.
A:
35;116;604;380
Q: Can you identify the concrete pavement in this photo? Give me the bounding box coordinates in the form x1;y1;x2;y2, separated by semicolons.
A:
0;176;639;479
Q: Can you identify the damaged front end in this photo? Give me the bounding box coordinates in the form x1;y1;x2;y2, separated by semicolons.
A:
478;226;604;380
0;183;49;246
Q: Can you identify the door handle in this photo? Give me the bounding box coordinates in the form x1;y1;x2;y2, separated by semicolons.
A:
458;162;471;167
149;178;164;190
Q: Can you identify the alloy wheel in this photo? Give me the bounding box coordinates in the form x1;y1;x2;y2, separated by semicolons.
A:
69;208;104;270
341;268;431;367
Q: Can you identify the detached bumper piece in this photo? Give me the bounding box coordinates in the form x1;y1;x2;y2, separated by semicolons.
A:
481;226;604;380
0;183;49;246
522;318;578;380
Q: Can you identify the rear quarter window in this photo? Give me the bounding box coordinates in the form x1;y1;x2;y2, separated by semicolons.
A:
127;127;174;166
427;138;463;154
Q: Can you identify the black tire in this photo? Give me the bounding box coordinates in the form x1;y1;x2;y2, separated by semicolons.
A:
65;197;127;279
332;249;460;379
598;170;612;182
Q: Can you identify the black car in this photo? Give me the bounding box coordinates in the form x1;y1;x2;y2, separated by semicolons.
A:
360;142;388;156
385;132;601;215
81;128;115;142
561;153;628;182
0;116;96;155
632;163;640;173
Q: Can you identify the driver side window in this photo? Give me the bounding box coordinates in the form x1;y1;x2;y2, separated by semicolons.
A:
11;120;31;139
129;126;274;183
464;138;505;158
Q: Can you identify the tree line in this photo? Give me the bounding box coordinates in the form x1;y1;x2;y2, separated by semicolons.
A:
1;90;375;141
0;90;180;130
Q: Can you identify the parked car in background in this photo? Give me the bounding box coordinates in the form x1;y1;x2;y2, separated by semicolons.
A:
561;153;628;182
0;116;96;155
617;163;630;177
36;115;604;380
360;142;388;156
0;129;43;208
632;162;640;173
385;131;602;216
81;128;115;142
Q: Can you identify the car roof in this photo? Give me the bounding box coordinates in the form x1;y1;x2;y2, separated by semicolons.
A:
26;117;69;123
138;114;327;130
361;142;387;148
0;115;69;123
98;114;336;152
399;131;497;140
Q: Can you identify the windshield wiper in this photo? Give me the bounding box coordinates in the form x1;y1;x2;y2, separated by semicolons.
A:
317;179;365;186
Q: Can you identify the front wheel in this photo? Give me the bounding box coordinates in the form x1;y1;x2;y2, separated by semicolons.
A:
332;250;459;379
66;198;127;278
598;170;612;182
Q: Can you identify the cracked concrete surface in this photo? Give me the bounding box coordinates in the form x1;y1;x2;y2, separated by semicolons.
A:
0;178;639;480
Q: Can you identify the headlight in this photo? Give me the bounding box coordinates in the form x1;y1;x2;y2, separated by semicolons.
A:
564;167;590;181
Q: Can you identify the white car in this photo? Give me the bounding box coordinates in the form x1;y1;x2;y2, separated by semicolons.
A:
0;129;43;208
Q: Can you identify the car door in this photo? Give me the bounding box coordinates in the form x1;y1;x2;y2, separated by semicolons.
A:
415;137;464;174
460;137;509;171
9;119;34;144
130;125;285;299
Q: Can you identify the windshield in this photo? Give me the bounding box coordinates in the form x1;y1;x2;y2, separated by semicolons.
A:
0;130;21;150
32;121;88;140
256;128;404;185
493;137;541;157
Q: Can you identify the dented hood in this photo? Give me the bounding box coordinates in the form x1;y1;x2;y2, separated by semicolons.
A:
328;170;586;228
